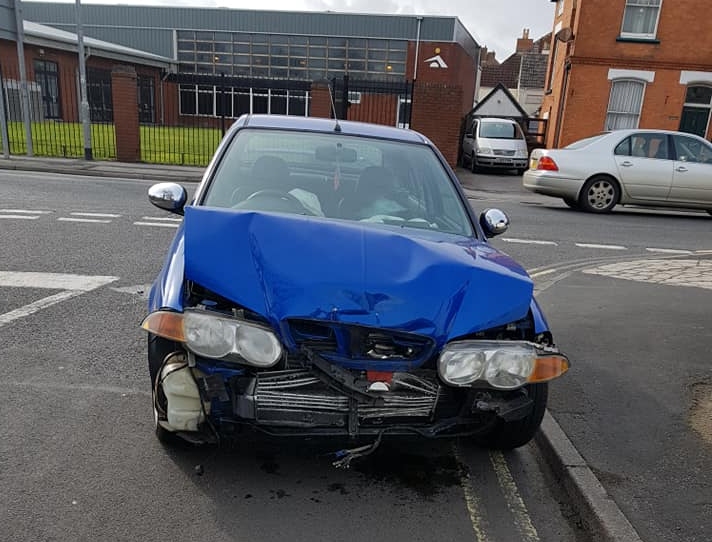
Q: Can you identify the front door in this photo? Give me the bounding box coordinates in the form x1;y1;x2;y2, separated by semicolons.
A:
669;134;712;205
613;132;673;201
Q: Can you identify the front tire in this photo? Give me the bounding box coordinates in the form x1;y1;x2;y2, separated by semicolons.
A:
470;155;478;173
474;383;548;450
579;175;620;213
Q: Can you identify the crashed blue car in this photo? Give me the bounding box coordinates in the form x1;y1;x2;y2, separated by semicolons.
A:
142;114;569;453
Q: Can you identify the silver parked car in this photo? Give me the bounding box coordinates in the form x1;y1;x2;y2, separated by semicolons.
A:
523;129;712;215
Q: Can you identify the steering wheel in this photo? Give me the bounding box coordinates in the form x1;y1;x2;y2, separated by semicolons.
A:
234;189;316;215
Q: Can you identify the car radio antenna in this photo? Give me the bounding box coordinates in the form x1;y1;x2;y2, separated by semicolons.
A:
328;84;342;132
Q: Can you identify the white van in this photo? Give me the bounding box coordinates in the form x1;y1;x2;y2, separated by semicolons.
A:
462;117;529;174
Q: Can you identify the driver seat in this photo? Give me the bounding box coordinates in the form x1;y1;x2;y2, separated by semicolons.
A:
232;155;291;205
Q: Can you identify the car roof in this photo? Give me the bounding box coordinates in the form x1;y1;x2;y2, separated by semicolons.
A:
242;114;429;143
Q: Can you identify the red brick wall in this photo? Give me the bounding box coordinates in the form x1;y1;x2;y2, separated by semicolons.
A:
111;66;139;162
310;82;332;119
347;94;399;125
411;82;464;167
406;41;476;114
544;0;712;148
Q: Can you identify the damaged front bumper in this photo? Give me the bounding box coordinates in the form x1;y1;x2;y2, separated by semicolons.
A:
155;350;539;443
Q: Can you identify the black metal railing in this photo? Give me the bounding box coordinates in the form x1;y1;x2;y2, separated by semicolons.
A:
330;75;414;129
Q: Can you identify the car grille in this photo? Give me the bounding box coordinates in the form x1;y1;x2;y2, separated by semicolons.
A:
493;149;516;156
252;369;442;421
286;319;435;363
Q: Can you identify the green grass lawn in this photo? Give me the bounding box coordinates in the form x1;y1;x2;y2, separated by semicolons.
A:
2;121;222;166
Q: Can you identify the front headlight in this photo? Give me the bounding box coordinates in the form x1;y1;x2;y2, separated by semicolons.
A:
438;340;569;389
476;146;492;155
142;309;282;368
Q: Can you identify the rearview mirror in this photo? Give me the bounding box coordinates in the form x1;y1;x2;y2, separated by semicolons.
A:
148;182;187;215
315;145;357;163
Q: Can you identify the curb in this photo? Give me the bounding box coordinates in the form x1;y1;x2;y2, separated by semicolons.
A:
0;159;204;184
536;411;644;542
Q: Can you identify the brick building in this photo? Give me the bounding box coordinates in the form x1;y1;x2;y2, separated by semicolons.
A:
543;0;712;148
19;2;482;165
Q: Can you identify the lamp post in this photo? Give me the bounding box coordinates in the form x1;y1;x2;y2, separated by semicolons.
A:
75;0;92;160
14;0;33;156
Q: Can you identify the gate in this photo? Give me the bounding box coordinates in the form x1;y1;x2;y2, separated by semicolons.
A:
330;75;413;129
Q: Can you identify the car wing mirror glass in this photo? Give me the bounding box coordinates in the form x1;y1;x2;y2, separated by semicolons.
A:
148;182;187;215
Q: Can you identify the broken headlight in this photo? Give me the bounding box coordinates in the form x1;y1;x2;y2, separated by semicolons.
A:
438;340;569;389
141;309;282;367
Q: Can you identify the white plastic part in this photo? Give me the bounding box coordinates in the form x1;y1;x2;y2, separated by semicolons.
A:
160;363;209;431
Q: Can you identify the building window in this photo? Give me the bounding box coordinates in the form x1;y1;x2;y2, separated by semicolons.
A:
86;67;113;122
605;80;645;130
679;86;712;138
137;76;155;124
179;85;310;117
621;0;662;39
33;59;61;119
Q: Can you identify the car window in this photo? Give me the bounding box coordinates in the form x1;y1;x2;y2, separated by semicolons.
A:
672;134;712;163
617;133;669;159
201;128;473;237
479;121;523;140
565;134;606;149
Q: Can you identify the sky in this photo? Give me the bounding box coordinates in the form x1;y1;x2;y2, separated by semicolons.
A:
35;0;557;61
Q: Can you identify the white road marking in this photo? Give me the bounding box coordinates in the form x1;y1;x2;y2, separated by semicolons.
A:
0;271;118;291
0;272;118;328
57;217;112;224
696;249;712;254
0;290;82;327
141;216;182;222
489;451;540;542
70;212;121;218
575;243;626;250
0;209;52;214
0;214;40;220
645;248;693;254
530;268;557;278
501;238;558;246
134;221;180;228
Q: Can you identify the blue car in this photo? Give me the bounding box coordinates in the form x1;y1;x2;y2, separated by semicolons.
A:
142;114;569;454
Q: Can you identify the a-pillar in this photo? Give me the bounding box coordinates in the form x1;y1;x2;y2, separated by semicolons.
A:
111;65;140;162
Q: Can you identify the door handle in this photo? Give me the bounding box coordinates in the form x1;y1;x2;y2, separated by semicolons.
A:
676;166;688;172
620;161;633;167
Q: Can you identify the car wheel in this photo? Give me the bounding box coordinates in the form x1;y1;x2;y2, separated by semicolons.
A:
579;175;620;213
516;168;526;176
470;156;478;173
563;197;580;209
148;334;187;446
475;383;548;450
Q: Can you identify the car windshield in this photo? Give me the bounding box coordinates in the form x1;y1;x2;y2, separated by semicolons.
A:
201;128;473;237
479;121;523;139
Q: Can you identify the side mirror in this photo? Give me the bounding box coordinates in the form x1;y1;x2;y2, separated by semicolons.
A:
479;208;509;238
148;182;187;215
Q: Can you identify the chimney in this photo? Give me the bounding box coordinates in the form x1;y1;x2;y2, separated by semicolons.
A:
516;28;534;53
480;46;488;65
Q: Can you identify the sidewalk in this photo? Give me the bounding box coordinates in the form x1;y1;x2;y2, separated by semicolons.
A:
0;155;205;183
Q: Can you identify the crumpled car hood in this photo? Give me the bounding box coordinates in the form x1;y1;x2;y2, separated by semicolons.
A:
183;207;533;347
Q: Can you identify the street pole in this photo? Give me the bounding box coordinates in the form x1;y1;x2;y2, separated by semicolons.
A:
75;0;92;160
0;70;10;159
14;0;33;156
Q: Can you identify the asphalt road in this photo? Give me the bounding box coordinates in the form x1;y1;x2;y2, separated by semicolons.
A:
1;166;711;542
460;167;712;542
0;169;585;542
